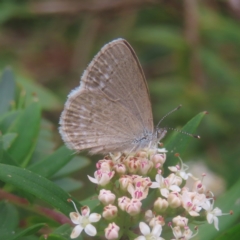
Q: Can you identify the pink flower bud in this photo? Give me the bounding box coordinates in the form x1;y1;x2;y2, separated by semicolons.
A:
119;175;132;191
105;222;120;240
168;192;182;208
113;163;126;175
118;196;131;211
126;157;139;173
193;180;206;194
151;153;166;166
103;204;118;220
135;151;148;158
96;159;114;171
126;199;142;216
153;197;169;212
149;215;165;227
98;189;116;205
138;159;153;175
172;215;189;227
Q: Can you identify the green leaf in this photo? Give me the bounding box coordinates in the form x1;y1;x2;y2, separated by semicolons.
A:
28;146;74;178
133;26;187;51
0;68;16;115
215;224;240;240
53;156;90;178
17;75;61;111
0;110;21;134
0;164;76;216
197;178;240;239
164;111;207;166
2;133;17;150
11;223;45;240
8;102;41;166
0;202;19;239
80;197;100;211
31;118;56;163
39;224;73;240
54;177;83;192
39;235;68;240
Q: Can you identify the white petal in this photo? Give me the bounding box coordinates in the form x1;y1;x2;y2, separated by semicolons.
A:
89;213;101;222
139;222;150;235
69;212;81;224
88;175;98;184
207;213;214;224
213;207;222;216
169;185;181;192
189;211;200;217
202;200;211;211
85;223;97;236
150;182;159;189
168;166;177;172
155;174;161;183
134;237;146;240
179;171;188;180
70;225;83;239
81;206;90;216
160;188;169;198
213;216;219;231
151;224;162;236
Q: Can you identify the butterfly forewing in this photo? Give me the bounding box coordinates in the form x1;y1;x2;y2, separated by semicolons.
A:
59;39;154;154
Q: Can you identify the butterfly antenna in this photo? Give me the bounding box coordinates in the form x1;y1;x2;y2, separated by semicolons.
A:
156;105;182;129
167;127;200;139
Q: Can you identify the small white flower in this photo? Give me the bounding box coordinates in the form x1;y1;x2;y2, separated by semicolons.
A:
135;222;165;240
201;199;223;230
69;200;101;239
88;169;115;186
171;225;198;240
181;191;205;216
151;174;180;198
168;156;192;180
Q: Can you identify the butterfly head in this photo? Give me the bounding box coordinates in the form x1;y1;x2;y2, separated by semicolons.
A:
156;127;167;142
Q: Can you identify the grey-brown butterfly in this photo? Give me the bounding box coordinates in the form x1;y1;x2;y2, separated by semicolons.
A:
59;39;168;154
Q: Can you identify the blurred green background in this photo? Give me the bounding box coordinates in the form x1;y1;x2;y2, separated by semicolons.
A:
0;0;239;199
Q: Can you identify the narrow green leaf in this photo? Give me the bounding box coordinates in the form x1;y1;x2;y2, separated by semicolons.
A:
80;197;100;211
54;177;83;192
39;235;68;240
0;164;76;216
17;75;61;111
8;102;41;166
2;133;17;150
164;111;207;166
0;202;19;239
133;26;187;51
39;224;73;240
11;223;45;240
0;110;21;134
215;224;240;240
53;156;90;178
28;146;74;178
0;68;16;115
197;178;240;239
31;118;56;162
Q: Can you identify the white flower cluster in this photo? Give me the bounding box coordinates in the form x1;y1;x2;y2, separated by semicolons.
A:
69;148;229;239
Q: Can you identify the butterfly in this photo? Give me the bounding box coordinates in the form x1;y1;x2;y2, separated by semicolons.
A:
59;39;168;155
